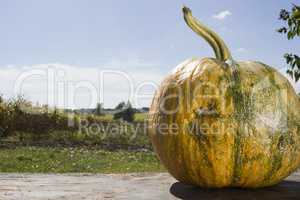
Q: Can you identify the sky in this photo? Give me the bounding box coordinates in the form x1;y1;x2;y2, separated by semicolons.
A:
0;0;299;109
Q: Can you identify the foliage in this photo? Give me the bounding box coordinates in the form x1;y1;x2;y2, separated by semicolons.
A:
0;97;154;173
113;101;136;122
0;96;150;150
278;4;300;82
0;96;74;139
94;102;104;116
115;101;126;110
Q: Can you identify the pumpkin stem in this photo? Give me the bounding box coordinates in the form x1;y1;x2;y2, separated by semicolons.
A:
182;6;232;62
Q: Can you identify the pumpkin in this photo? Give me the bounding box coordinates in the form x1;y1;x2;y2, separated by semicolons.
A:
148;6;300;188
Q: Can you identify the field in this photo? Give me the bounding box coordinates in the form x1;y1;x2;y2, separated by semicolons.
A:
0;147;164;173
0;97;159;173
90;113;147;122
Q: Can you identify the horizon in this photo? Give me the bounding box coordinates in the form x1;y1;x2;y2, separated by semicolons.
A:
0;0;299;109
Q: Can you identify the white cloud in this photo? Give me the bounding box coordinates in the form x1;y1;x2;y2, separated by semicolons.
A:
213;10;232;20
235;48;247;53
0;62;165;109
1;62;298;110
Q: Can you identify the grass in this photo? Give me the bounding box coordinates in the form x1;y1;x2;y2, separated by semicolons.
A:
0;99;155;173
86;113;147;123
0;147;164;173
91;114;114;121
134;113;148;122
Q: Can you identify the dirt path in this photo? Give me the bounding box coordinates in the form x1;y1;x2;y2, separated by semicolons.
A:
1;172;300;200
0;173;175;200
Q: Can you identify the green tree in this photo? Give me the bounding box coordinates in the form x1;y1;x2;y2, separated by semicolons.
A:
94;102;104;116
113;101;135;122
278;4;300;82
115;101;126;110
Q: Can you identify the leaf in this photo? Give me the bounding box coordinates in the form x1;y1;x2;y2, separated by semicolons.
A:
287;69;293;77
285;53;293;64
288;19;293;26
284;53;290;58
277;27;287;33
279;9;290;20
287;31;294;39
292;6;300;19
292;61;296;69
296;57;300;68
279;5;300;82
295;72;300;82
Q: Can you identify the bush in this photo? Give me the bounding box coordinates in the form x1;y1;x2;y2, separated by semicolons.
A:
0;96;151;150
113;101;135;122
0;96;74;138
94;103;104;116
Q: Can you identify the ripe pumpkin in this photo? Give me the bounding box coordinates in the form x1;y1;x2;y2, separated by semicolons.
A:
148;6;300;188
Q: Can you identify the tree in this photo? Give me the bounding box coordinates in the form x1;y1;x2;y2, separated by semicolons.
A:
115;101;126;110
94;102;104;116
113;101;135;122
278;4;300;82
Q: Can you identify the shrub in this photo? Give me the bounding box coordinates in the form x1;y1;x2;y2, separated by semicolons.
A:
113;101;135;123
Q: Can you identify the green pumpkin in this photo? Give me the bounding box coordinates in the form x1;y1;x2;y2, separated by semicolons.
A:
148;6;300;188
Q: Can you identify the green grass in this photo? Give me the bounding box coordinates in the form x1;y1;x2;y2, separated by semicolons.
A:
134;113;148;122
92;113;147;122
0;147;164;173
91;114;114;121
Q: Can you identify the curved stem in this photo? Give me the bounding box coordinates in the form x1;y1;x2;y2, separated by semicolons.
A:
182;6;232;62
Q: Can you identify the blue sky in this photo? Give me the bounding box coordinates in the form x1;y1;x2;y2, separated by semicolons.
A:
0;0;299;108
